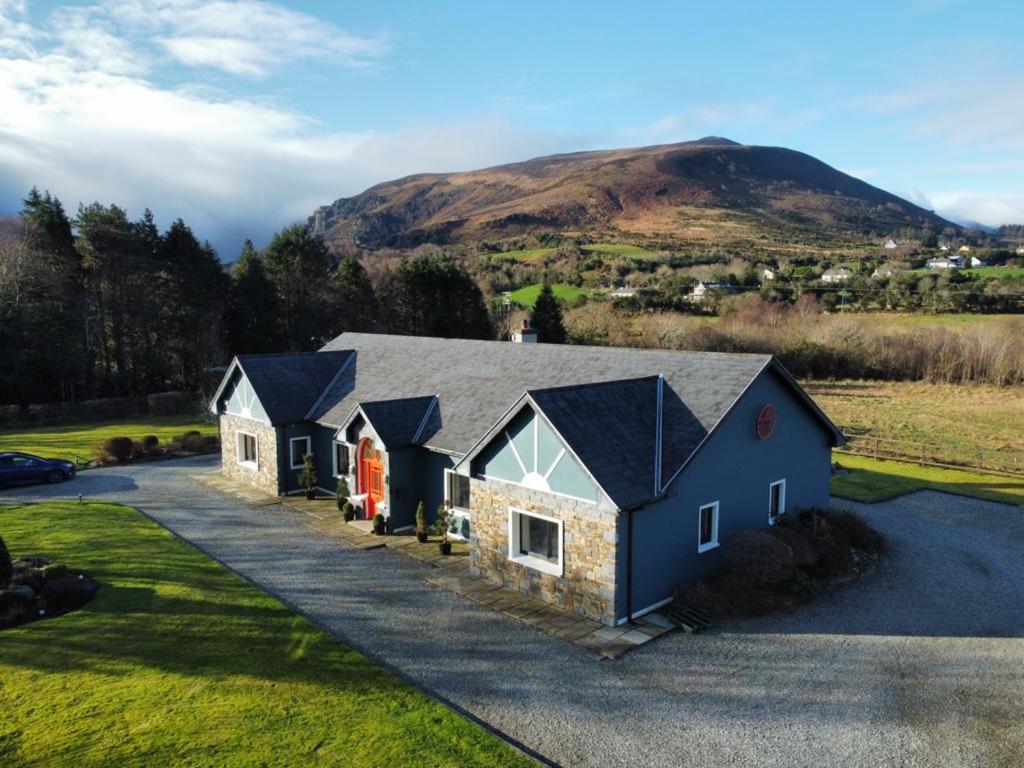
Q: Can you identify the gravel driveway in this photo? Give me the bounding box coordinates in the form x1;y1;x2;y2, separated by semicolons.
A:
3;457;1022;768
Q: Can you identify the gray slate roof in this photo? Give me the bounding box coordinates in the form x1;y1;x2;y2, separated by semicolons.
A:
314;333;772;461
355;397;438;449
236;351;351;425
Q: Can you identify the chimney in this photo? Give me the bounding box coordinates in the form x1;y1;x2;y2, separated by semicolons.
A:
513;318;538;344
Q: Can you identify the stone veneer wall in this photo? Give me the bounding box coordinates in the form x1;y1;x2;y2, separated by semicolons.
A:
469;476;619;625
220;414;279;496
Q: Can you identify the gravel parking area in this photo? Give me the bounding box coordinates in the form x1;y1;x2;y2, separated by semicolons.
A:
3;457;1022;768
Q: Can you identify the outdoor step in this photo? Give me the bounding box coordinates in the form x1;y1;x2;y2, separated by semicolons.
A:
664;603;713;634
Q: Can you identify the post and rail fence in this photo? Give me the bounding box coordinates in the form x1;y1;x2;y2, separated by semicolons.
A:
834;426;1024;479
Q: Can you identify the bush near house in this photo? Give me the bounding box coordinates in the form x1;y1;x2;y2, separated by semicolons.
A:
675;508;886;619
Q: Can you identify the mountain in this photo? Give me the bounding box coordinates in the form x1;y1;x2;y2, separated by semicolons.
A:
309;137;956;252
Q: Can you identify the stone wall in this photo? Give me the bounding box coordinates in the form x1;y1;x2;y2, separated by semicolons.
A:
469;476;620;625
220;414;279;496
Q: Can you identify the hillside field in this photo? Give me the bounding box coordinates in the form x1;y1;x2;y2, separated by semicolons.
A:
508;282;592;307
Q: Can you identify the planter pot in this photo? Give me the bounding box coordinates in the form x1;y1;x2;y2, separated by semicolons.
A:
438;540;452;556
373;523;386;535
416;531;429;543
305;490;316;500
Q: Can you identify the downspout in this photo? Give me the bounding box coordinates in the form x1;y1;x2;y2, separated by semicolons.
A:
626;506;635;625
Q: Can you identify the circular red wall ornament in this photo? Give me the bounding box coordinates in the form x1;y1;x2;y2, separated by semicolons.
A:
756;403;777;440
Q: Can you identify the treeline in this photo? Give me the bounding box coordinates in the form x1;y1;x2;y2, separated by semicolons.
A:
0;190;492;406
565;296;1024;386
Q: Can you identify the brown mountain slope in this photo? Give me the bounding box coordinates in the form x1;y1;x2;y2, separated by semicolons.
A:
309;137;955;250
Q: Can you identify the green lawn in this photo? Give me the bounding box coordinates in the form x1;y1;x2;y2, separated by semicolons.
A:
492;247;556;263
830;453;1024;506
0;501;533;768
508;282;592;308
0;415;219;466
963;266;1024;278
580;243;658;260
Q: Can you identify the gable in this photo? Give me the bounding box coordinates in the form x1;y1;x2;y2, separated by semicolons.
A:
220;369;269;423
471;406;599;503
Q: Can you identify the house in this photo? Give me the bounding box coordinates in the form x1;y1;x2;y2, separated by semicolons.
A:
884;239;899;250
926;256;962;269
761;267;776;282
939;243;950;252
1016;246;1024;255
821;267;853;283
209;333;844;626
958;245;972;254
609;286;637;298
969;256;987;268
689;281;736;301
872;266;900;279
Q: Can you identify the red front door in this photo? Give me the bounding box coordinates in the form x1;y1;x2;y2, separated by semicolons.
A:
360;455;384;518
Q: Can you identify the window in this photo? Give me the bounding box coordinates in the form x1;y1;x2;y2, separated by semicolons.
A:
769;480;786;523
238;432;258;469
508;508;563;576
697;502;719;553
445;469;471;510
333;441;350;478
289;437;311;469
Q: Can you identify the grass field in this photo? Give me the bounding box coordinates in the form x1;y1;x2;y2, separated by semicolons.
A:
830;454;1024;506
964;266;1024;278
806;380;1024;453
0;415;219;466
0;501;532;768
494;247;556;263
508;282;591;307
580;243;658;260
844;312;1023;329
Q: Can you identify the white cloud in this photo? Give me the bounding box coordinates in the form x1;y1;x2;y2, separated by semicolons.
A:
0;4;567;255
929;192;1024;227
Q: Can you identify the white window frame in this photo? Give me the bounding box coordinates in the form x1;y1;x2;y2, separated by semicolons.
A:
332;440;351;479
237;431;258;471
508;507;563;576
768;479;786;524
444;468;471;512
697;501;719;553
289;436;311;470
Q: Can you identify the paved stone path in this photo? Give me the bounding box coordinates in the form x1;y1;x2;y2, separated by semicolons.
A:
3;456;1022;768
197;472;673;658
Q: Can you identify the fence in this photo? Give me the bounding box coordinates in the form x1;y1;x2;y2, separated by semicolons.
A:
835;426;1024;478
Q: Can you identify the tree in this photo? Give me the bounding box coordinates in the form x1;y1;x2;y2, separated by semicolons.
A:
228;240;280;354
529;283;567;343
264;224;332;350
331;253;378;334
382;255;492;339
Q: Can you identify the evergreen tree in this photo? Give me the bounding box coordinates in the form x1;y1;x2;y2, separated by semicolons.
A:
331;253;378;334
228;240;281;354
529;283;568;343
382;254;492;339
264;224;332;350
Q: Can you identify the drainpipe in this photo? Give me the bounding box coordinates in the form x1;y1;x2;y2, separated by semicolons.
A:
626;507;635;625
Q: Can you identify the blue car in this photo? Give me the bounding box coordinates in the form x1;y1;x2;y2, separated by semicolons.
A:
0;452;76;486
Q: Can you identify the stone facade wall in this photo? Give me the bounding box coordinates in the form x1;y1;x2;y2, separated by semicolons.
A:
469;476;619;625
220;414;279;496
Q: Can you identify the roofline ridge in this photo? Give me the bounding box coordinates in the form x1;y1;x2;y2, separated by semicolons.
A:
527;374;661;397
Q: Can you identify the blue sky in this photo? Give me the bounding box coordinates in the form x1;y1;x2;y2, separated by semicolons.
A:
1;0;1022;258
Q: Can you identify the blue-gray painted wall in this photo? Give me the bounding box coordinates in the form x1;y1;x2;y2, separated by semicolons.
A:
617;368;834;619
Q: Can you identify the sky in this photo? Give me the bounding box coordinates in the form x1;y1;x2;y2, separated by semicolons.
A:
1;0;1022;258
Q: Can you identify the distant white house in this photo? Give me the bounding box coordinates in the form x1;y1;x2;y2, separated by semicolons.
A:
884;239;899;250
969;256;987;268
872;266;900;279
690;281;735;302
821;267;854;283
609;286;637;298
1016;246;1024;255
939;243;950;252
761;267;776;282
926;256;962;269
958;245;972;254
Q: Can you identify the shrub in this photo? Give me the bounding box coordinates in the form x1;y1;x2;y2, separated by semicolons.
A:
764;524;818;567
103;436;134;463
201;435;220;448
132;440;146;460
342;502;355;522
41;563;68;583
142;435;160;449
414;501;427;533
296;454;317;493
814;522;854;576
722;530;795;586
177;432;205;452
0;537;11;588
336;476;350;511
826;509;888;554
92;442;112;463
434;505;450;541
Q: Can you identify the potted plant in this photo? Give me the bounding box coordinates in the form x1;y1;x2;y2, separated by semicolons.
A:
336;476;350;512
297;453;318;500
414;501;429;543
372;513;386;535
435;505;452;555
342;501;355;522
